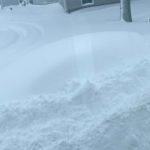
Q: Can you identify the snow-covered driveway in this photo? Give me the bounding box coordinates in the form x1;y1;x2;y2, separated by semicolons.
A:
1;1;150;149
0;1;150;102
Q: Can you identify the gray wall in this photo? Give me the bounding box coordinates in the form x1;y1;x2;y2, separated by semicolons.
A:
1;0;19;8
59;0;120;12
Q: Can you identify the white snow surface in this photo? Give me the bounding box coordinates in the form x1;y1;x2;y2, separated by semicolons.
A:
1;0;150;149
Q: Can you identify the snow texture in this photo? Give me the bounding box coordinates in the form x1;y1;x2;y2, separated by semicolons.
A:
0;0;150;149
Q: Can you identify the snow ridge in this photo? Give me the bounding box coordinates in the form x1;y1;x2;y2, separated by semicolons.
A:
0;59;150;150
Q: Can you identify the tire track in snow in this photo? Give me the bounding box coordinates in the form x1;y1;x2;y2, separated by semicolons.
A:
0;22;44;69
0;28;19;50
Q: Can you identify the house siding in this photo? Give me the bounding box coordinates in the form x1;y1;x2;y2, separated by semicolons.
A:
59;0;119;12
1;0;19;8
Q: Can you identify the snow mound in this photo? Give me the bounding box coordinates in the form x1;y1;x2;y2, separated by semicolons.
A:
91;103;150;150
0;59;150;150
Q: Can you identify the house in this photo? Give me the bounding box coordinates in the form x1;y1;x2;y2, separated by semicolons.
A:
29;0;58;5
0;0;57;8
0;0;19;8
59;0;120;13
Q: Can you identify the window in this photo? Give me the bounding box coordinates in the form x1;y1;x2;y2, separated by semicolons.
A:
82;0;93;6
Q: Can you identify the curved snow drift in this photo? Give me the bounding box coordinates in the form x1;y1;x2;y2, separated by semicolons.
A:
0;31;148;102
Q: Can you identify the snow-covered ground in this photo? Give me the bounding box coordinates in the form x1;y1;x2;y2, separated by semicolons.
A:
1;0;150;149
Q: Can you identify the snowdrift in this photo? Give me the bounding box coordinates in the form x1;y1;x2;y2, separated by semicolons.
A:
1;1;150;149
0;60;150;150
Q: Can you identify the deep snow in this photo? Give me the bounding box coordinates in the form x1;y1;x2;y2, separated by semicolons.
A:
1;0;150;149
1;60;150;150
